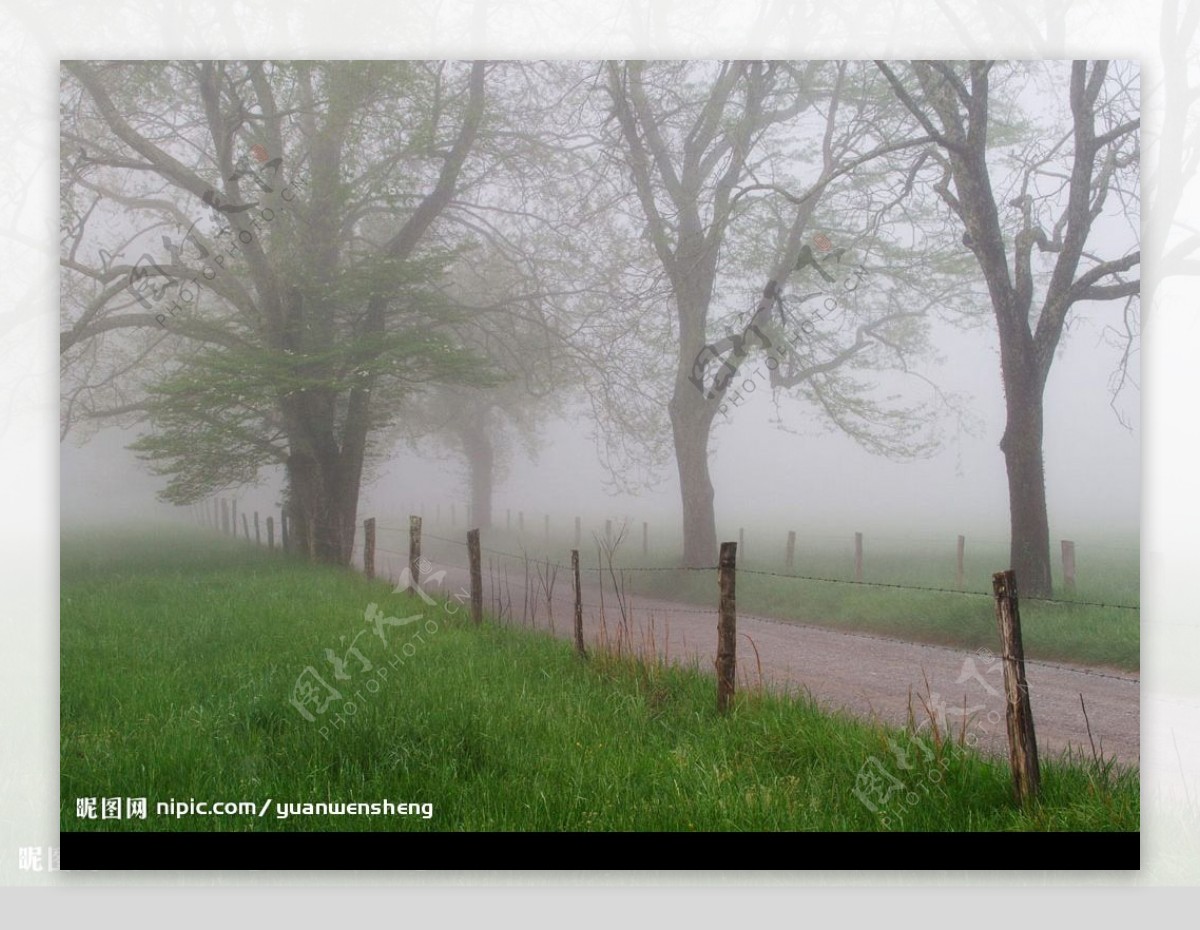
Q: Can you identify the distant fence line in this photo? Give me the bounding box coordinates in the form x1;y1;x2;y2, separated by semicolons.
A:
187;497;1137;612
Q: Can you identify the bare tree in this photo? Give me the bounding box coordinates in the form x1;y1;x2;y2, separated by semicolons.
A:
602;60;946;565
877;60;1140;596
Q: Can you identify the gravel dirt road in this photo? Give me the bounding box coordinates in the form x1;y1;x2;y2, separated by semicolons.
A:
391;555;1140;768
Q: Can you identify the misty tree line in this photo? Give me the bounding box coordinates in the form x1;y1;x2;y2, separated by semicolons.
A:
59;60;1139;597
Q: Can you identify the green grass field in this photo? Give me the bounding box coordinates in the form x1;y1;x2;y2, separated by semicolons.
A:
61;528;1138;832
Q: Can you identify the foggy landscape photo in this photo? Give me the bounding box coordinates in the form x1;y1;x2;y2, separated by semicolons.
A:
59;60;1140;859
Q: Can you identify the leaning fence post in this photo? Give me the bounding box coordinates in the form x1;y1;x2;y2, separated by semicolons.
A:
408;515;422;594
572;549;586;658
1061;540;1076;594
785;530;795;570
854;531;864;582
468;528;483;625
992;569;1042;806
364;518;376;581
280;511;289;553
267;516;275;551
254;511;261;546
717;541;737;714
242;512;250;541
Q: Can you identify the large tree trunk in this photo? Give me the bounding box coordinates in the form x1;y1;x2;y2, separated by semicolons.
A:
460;414;495;529
998;365;1053;598
670;381;718;568
285;448;358;565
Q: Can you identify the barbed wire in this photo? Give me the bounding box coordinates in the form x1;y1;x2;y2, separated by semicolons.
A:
239;517;1139;611
735;567;1139;611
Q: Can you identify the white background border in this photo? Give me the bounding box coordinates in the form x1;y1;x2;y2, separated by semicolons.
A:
3;0;1197;916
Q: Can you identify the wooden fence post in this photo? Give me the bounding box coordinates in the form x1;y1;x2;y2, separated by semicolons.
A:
468;528;483;625
572;549;586;658
364;518;376;581
232;500;239;537
242;513;250;541
281;511;289;552
267;516;275;551
785;530;795;570
854;532;864;582
1061;540;1076;594
992;569;1042;806
717;541;738;714
254;511;261;546
957;534;966;590
408;515;422;595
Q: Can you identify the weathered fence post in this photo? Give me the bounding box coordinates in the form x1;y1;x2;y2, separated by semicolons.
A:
1061;540;1076;594
221;499;230;535
992;569;1042;806
231;500;238;537
957;534;966;590
364;518;376;581
642;521;648;556
280;511;289;552
717;541;738;714
572;549;586;658
242;513;250;541
854;532;864;582
408;515;422;595
468;528;483;625
254;511;261;546
267;516;275;551
785;530;796;570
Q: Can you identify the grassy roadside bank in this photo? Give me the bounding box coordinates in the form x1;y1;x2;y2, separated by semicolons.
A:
61;528;1138;832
